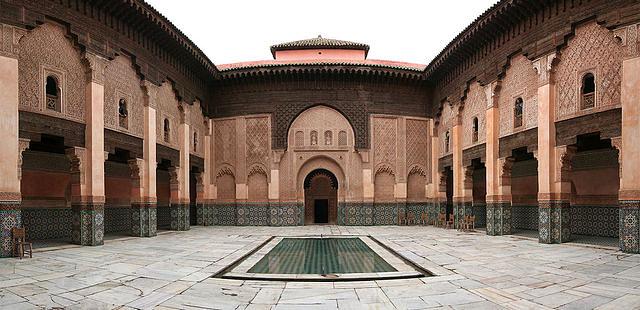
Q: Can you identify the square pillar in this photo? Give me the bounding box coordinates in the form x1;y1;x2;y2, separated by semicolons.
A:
65;53;108;246
487;157;513;235
615;24;640;252
129;159;156;237
168;166;189;231
0;55;21;257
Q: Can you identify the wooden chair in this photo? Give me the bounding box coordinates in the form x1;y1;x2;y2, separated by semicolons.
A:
468;215;476;231
420;213;429;225
398;212;407;225
12;228;33;259
445;214;455;229
436;213;446;227
407;212;416;225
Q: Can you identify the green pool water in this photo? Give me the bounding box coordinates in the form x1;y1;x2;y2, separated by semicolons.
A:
248;238;397;274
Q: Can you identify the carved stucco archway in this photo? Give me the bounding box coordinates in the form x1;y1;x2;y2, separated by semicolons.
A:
296;155;347;225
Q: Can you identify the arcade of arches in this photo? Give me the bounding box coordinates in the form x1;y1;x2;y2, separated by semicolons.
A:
1;0;640;259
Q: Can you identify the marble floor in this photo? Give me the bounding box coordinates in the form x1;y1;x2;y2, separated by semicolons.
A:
1;226;640;309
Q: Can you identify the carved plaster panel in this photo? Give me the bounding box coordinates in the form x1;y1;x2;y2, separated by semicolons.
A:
555;22;624;121
104;56;144;137
462;81;487;147
498;55;538;137
18;23;86;122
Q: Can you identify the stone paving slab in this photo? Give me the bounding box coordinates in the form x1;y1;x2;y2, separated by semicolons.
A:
0;226;639;309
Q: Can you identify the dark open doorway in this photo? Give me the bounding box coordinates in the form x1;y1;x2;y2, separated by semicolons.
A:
314;199;329;223
304;169;338;225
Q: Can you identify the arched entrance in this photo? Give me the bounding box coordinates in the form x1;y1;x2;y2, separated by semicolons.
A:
304;169;338;224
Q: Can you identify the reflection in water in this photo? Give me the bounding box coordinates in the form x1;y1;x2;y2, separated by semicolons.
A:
248;238;397;274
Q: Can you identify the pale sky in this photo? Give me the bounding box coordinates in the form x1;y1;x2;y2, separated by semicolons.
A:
144;0;497;66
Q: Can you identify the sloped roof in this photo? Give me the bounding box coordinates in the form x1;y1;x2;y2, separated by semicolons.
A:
216;59;425;72
270;35;370;58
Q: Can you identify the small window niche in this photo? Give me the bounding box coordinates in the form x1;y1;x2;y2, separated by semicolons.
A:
324;130;333;145
310;130;318;146
581;73;596;110
118;98;129;129
163;118;170;143
472;117;479;143
514;98;523;128
445;130;450;153
193;132;198;152
45;75;61;112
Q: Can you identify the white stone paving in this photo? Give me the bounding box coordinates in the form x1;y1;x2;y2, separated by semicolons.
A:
0;226;639;309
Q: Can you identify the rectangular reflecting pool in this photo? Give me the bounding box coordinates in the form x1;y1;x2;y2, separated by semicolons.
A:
247;238;397;274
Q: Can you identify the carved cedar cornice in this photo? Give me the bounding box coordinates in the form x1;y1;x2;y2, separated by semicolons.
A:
532;52;559;86
614;23;640;58
83;52;108;85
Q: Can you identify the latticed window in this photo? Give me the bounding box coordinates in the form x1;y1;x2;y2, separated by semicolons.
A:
45;76;61;112
445;131;450;153
295;131;304;146
338;131;347;146
581;73;595;110
193;132;198;151
118;98;128;129
163;119;170;142
324;131;332;145
310;130;318;145
472;117;479;143
514;98;523;128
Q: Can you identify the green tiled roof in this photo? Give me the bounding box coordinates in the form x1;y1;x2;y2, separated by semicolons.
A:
271;36;370;58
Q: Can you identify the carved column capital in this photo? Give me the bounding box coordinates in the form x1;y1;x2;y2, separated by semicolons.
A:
17;139;30;180
0;24;26;58
83;53;108;85
65;147;87;185
128;158;145;181
141;80;158;108
614;23;640;58
485;80;501;108
533;52;559;86
611;136;622;176
555;145;577;183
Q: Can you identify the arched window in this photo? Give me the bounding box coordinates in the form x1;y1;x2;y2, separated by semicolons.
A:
295;131;304;146
514;98;523;128
338;131;347;146
324;130;333;145
310;130;318;146
163;119;170;142
45;76;61;112
118;98;128;129
193;132;198;151
472;117;479;143
581;73;595;109
445;131;450;153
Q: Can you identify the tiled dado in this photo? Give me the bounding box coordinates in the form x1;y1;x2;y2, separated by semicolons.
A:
539;201;571;244
22;208;72;241
406;203;429;224
157;204;171;230
473;203;487;228
71;203;104;246
338;202;373;226
0;202;21;258
268;203;304;226
170;203;190;231
237;203;269;226
131;203;157;237
512;205;539;231
104;206;131;234
454;202;473;228
620;200;640;254
486;202;512;236
196;203;303;226
373;203;400;225
571;205;618;238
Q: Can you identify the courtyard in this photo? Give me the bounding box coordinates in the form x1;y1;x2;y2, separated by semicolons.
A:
1;226;639;309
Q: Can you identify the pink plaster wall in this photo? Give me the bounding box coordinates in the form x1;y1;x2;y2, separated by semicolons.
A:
21;170;69;198
275;49;365;61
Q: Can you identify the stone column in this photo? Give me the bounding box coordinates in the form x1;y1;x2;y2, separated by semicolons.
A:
615;24;640;253
65;53;107;246
199;118;214;226
484;81;508;235
0;55;20;257
430;124;446;218
486;157;514;235
533;52;571;244
452;112;469;228
169;105;190;231
129;159;156;237
539;146;575;243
